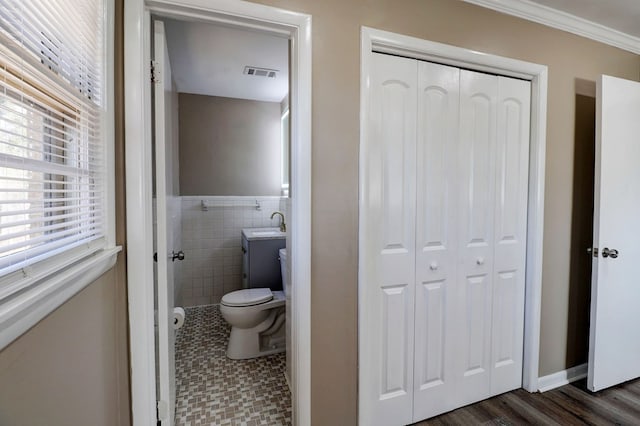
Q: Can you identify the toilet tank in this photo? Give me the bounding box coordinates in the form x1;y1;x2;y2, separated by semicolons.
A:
279;248;288;296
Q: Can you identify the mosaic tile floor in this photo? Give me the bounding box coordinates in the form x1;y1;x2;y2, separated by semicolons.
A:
175;305;292;425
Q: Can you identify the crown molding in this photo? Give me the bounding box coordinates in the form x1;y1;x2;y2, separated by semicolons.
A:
462;0;640;54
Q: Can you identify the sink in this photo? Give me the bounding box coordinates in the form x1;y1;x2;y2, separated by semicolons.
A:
242;227;286;240
252;231;281;237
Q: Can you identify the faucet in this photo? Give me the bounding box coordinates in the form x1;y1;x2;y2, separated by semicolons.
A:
270;211;286;233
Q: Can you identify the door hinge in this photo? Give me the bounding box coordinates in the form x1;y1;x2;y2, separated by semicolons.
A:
151;60;160;84
157;399;169;421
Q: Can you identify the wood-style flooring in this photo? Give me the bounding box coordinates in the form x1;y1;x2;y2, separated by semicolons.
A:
415;378;640;425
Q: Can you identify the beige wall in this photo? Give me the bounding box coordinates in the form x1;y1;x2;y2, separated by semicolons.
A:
0;0;131;424
0;263;130;426
179;94;282;196
242;0;640;424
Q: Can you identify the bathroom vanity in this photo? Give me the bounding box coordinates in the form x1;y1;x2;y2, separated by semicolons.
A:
241;227;286;290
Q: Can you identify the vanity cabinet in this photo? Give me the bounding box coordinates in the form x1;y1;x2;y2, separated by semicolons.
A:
241;228;286;290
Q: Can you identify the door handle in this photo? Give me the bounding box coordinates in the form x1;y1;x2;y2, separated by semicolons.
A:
154;251;186;262
171;250;185;262
601;247;619;259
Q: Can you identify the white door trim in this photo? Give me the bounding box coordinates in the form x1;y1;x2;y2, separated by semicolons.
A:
358;27;547;405
124;2;312;425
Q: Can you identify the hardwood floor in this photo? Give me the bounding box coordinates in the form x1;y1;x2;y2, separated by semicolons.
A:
414;378;640;425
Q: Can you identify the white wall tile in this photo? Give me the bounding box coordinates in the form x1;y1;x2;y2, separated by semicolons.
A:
179;196;288;306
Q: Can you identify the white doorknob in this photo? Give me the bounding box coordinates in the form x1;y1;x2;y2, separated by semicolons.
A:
476;257;484;265
429;262;438;271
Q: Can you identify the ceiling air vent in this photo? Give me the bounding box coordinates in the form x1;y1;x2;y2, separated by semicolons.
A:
243;66;278;78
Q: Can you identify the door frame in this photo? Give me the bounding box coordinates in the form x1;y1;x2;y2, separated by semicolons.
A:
124;1;312;425
358;26;548;408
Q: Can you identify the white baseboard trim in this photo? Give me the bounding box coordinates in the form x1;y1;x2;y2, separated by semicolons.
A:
284;371;291;392
537;363;588;392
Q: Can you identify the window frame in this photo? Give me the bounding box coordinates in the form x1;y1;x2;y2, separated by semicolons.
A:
0;0;120;351
281;107;290;196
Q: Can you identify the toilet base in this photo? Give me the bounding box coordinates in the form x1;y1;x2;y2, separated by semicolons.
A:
227;344;285;360
226;308;286;360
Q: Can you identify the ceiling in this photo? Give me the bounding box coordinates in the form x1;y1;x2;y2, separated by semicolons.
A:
526;0;640;38
164;19;289;103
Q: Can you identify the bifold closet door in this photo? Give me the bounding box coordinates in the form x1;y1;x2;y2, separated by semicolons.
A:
360;52;531;425
412;66;530;420
490;75;530;397
412;60;460;421
454;70;530;409
359;52;417;426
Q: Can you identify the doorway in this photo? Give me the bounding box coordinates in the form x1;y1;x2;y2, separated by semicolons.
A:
566;80;596;370
358;27;548;425
124;1;311;425
153;15;291;424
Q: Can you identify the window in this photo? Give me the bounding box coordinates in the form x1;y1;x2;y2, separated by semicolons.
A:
0;0;116;347
281;108;290;196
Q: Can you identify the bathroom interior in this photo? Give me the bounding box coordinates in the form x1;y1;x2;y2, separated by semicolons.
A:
152;16;293;425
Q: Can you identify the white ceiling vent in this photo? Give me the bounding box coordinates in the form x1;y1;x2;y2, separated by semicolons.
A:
243;66;278;78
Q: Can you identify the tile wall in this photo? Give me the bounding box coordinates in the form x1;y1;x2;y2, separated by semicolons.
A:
179;196;288;307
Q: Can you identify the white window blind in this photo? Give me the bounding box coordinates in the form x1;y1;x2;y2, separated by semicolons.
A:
0;0;106;277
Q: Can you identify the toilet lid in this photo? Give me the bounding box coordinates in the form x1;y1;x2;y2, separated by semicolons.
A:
221;288;273;307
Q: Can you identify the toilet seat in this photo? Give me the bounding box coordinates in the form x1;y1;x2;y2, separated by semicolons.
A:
221;288;273;307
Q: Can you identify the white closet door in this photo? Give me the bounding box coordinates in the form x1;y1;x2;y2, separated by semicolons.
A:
361;55;531;425
491;76;530;395
413;61;460;421
359;52;417;426
456;69;498;406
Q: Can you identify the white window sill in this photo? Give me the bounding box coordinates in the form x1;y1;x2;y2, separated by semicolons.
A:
0;246;121;351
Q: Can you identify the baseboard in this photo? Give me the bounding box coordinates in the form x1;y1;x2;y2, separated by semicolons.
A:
537;363;588;392
284;371;291;392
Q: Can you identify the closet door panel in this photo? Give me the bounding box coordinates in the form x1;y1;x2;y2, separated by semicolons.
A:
464;274;492;373
457;69;497;404
413;61;460;421
381;285;411;393
359;52;417;426
491;76;530;394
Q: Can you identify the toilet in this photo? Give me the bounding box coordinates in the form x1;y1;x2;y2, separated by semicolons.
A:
220;248;288;359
